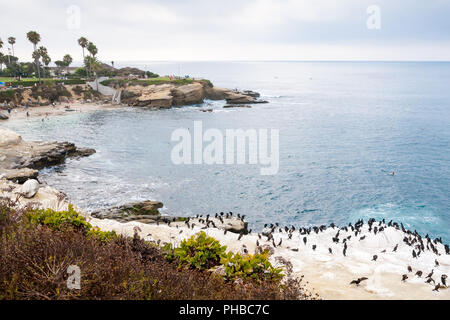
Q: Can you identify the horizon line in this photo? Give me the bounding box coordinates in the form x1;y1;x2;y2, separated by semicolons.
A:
66;59;450;64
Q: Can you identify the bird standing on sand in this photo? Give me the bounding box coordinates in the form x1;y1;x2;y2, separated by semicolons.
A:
372;255;378;261
402;274;408;282
393;244;398;252
408;266;413;273
441;275;447;287
415;271;423;277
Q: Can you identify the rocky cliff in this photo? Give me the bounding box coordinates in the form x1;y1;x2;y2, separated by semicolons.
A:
0;129;95;183
119;81;267;109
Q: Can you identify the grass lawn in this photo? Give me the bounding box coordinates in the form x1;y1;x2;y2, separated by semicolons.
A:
0;77;50;82
99;76;211;87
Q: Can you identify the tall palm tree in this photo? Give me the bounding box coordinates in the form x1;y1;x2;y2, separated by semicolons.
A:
42;54;51;77
78;37;89;77
27;31;42;82
87;42;98;57
37;47;50;77
87;42;98;79
63;54;73;75
0;38;3;71
8;37;16;57
0;53;4;72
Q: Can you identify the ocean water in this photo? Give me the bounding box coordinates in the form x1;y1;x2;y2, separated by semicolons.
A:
3;61;450;242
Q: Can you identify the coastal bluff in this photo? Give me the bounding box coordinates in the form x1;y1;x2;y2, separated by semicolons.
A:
110;80;268;109
0;128;95;183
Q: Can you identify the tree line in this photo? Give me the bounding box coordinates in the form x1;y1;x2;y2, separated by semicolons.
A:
0;32;100;83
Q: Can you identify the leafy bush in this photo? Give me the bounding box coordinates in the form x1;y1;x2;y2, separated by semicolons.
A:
221;252;284;282
26;204;91;232
101;78;196;88
172;232;284;283
145;71;160;78
87;227;118;243
0;89;16;102
7;79;86;88
174;232;226;270
0;202;306;300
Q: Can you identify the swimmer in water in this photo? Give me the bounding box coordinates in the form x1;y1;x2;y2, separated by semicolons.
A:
392;172;395;176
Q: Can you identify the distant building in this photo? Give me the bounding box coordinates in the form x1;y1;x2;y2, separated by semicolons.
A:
48;67;78;77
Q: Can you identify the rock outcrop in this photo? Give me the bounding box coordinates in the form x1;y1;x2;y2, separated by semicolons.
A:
118;81;267;109
91;200;248;234
223;105;252;109
171;83;205;106
16;179;40;198
0;129;95;183
91;200;164;223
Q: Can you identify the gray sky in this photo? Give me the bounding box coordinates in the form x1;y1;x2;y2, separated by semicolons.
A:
1;0;450;63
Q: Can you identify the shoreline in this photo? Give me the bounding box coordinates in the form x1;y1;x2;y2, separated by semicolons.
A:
0;173;448;300
0;102;128;123
1;117;449;300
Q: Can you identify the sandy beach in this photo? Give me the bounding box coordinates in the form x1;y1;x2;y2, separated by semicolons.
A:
0;102;127;122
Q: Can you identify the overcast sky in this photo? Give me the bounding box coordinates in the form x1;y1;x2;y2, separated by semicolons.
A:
1;0;449;63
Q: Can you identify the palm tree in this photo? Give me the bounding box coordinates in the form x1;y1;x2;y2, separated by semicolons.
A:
87;42;98;57
8;37;16;57
26;31;42;83
42;54;51;77
0;38;3;71
63;54;73;75
87;42;98;79
0;53;4;72
37;47;50;77
78;37;89;77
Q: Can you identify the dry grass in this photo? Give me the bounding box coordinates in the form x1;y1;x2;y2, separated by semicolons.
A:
0;201;306;300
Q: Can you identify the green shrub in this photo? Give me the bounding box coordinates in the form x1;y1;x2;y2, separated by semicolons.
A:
27;205;118;244
221;251;284;283
0;89;16;102
174;232;226;270
145;71;160;78
87;227;118;243
8;79;86;88
101;78;197;88
26;204;91;232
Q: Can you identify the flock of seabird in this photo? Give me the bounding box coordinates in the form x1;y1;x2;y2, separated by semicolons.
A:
147;212;449;293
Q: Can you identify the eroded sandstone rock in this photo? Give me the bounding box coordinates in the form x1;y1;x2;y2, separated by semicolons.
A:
0;129;95;183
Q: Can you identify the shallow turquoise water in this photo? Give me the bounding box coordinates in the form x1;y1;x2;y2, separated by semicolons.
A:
3;62;450;242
